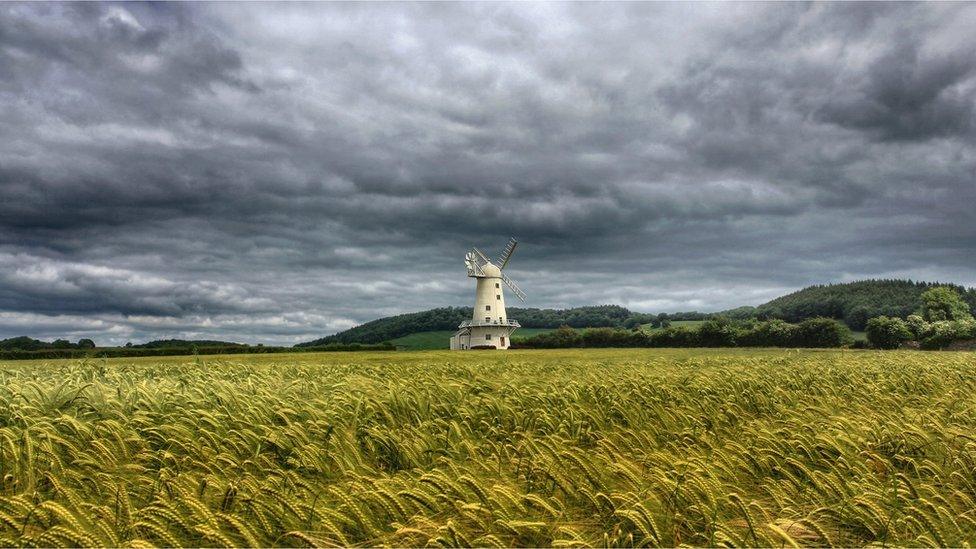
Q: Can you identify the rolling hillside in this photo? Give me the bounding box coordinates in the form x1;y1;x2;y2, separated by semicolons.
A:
298;279;975;347
754;279;976;329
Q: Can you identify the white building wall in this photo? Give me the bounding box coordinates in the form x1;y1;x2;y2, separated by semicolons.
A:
469;326;515;349
473;274;507;324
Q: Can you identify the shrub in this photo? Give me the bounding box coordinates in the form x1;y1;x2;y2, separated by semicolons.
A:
919;321;959;350
915;319;976;350
793;318;853;348
905;314;928;339
516;326;582;348
581;327;646;347
696;317;739;347
738;319;798;347
648;326;699;347
919;286;974;322
866;316;913;349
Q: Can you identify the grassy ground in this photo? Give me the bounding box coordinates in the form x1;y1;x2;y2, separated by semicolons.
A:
392;328;557;350
1;348;974;547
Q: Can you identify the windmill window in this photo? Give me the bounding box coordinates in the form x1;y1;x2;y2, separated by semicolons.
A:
485;316;491;322
486;305;491;311
496;295;500;300
486;334;491;340
495;283;500;288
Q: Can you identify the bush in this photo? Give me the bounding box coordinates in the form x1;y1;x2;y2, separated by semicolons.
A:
581;327;646;348
793;318;853;348
918;319;976;350
738;320;798;347
905;314;928;339
919;321;960;350
696;317;738;347
866;316;913;349
515;326;582;348
919;286;974;322
647;326;700;347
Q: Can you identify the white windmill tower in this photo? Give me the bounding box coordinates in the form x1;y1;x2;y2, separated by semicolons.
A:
450;237;526;350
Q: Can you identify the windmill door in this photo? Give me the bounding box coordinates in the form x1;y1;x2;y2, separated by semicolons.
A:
500;336;505;347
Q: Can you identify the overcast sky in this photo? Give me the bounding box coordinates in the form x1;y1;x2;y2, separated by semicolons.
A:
2;2;975;345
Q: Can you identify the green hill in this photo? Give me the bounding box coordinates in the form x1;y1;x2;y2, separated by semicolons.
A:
298;279;976;347
755;279;976;329
296;305;636;347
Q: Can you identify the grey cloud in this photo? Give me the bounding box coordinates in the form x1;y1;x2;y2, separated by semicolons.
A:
816;34;976;141
1;2;975;345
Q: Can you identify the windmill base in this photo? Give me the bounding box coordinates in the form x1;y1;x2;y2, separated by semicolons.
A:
451;325;517;350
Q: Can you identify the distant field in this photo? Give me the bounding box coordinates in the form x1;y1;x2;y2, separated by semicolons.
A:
640;319;705;331
392;328;557;350
0;348;973;546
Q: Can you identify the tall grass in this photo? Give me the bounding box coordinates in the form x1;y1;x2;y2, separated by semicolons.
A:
0;349;974;547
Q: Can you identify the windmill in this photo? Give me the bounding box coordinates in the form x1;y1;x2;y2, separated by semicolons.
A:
451;237;525;350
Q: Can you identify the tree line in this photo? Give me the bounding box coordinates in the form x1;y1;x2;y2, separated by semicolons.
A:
514;317;853;349
866;286;976;350
0;342;395;361
0;336;96;351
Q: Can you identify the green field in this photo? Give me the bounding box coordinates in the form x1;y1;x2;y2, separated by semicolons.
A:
640;320;705;331
1;349;975;547
392;328;558;350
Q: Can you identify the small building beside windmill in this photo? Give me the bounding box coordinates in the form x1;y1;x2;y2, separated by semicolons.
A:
451;239;525;350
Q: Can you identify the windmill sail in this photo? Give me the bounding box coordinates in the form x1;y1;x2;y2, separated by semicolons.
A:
464;251;485;276
472;247;491;266
497;238;518;269
500;272;526;301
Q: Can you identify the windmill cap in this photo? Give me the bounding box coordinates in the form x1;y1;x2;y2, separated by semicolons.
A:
479;262;502;277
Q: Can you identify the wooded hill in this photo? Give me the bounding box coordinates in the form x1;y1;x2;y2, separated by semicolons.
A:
300;279;976;345
750;279;976;330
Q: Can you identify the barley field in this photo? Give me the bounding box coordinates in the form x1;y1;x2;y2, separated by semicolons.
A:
1;349;975;547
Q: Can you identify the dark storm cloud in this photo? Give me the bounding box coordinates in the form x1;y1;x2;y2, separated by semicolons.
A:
1;2;975;345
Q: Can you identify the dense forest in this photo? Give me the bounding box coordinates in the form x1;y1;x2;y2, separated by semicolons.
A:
753;279;976;329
